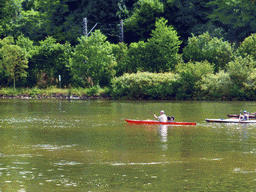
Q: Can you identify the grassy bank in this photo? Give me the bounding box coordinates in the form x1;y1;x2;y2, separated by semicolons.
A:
0;86;111;99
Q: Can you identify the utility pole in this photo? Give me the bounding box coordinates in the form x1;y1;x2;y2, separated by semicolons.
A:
120;19;124;42
83;17;97;36
83;17;87;36
84;18;123;42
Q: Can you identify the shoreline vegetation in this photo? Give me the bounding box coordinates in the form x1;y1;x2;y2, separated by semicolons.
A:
0;87;112;100
2;65;256;101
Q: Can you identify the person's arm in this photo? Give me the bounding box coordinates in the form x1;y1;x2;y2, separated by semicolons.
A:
154;114;158;119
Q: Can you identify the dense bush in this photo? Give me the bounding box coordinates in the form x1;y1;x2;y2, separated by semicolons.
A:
200;70;233;99
244;68;256;99
111;72;179;99
175;60;214;99
227;55;256;89
183;32;234;72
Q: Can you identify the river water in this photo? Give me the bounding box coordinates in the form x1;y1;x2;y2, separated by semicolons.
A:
1;99;256;191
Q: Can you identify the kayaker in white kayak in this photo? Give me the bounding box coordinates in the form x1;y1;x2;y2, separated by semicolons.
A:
239;111;249;121
154;110;167;122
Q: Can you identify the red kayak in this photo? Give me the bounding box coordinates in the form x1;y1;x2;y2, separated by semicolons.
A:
125;119;196;125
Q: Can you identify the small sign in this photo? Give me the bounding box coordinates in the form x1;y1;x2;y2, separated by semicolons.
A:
59;75;61;81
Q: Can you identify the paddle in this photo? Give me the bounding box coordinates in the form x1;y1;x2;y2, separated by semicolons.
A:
239;110;243;121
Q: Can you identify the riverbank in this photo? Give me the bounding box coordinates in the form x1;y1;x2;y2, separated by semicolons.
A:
0;94;112;100
0;86;250;101
0;87;112;100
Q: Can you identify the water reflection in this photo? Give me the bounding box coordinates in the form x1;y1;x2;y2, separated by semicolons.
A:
158;125;168;151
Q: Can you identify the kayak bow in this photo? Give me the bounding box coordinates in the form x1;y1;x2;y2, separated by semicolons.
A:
125;119;196;125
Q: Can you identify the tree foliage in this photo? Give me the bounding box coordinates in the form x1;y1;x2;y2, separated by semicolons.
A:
16;34;34;58
147;17;182;71
71;30;117;87
28;36;72;87
111;71;179;99
227;55;256;89
0;0;8;38
124;0;164;43
201;70;233;99
237;33;256;60
183;32;234;72
111;42;129;77
124;18;181;73
175;60;214;99
10;8;45;41
28;0;128;44
0;36;28;89
163;0;215;48
207;0;256;43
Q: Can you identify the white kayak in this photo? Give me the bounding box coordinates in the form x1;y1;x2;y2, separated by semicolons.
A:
206;118;256;123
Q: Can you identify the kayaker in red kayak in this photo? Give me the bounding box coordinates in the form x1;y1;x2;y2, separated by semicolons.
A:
154;110;167;122
167;116;175;122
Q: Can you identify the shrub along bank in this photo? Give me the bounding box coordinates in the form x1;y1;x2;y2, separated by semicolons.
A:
0;86;111;99
111;57;256;100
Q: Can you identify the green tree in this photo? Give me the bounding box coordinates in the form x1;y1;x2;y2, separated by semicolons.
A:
146;17;181;71
16;34;34;58
10;9;45;42
125;40;147;73
27;0;128;45
227;55;256;89
0;36;28;89
207;0;256;43
112;42;129;77
0;0;8;38
125;18;181;73
124;0;164;43
237;33;256;60
183;32;234;72
3;0;26;36
71;30;117;87
28;36;72;87
0;0;25;38
163;0;215;48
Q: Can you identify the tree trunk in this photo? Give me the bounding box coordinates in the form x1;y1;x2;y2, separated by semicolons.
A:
13;73;15;91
